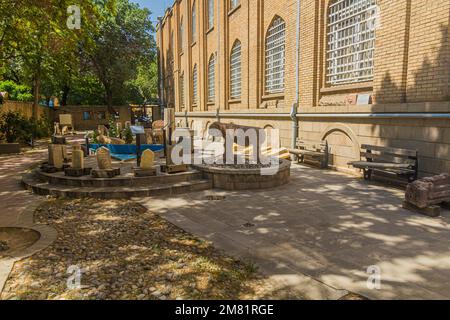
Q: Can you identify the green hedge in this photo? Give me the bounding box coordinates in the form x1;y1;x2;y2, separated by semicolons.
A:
0;80;33;102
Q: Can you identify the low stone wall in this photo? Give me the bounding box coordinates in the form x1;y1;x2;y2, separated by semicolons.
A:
0;100;49;120
194;159;291;190
0;143;21;154
53;105;132;131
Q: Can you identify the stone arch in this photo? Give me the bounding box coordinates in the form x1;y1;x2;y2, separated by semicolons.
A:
320;123;360;168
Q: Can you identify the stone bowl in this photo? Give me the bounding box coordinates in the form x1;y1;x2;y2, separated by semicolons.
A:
193;159;291;190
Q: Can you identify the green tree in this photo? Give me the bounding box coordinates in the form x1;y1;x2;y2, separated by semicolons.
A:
85;0;155;114
127;59;159;105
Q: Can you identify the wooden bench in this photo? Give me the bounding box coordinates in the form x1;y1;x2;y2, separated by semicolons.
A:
289;139;329;169
349;144;419;183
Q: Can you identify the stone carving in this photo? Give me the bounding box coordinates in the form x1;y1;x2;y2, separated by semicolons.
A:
96;147;112;170
209;122;267;162
48;144;64;169
404;173;450;217
54;122;61;135
98;134;112;144
140;149;155;169
110;137;126;145
71;143;84;169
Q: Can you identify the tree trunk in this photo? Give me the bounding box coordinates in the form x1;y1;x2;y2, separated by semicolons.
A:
61;85;70;107
32;74;40;120
105;87;116;116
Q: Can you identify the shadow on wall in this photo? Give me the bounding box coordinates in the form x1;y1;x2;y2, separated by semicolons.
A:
376;25;450;104
318;24;449;176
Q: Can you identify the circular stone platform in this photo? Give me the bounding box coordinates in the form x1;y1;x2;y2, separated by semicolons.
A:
193;159;291;190
22;156;212;199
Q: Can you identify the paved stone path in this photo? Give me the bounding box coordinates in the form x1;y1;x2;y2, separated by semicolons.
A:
0;149;47;226
139;164;450;300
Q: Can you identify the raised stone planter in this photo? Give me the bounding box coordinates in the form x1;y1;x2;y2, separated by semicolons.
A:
193;159;291;190
0;143;20;155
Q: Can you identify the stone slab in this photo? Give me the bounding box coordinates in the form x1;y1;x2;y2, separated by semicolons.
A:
0;143;20;155
161;164;189;174
91;168;121;178
133;167;157;177
402;200;441;218
64;167;92;177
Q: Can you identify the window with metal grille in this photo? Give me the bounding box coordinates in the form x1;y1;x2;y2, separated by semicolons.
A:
230;40;241;100
327;0;377;85
192;1;197;43
180;17;184;51
180;72;185;107
265;16;286;94
208;54;215;102
230;0;240;10
208;0;214;30
192;64;198;105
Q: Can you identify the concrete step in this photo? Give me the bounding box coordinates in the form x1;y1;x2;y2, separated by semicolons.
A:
22;173;212;199
35;169;205;188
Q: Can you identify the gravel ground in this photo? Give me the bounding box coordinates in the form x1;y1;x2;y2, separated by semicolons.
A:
1;199;298;300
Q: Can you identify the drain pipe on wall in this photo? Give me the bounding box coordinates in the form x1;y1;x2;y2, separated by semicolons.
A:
291;0;301;150
216;0;221;123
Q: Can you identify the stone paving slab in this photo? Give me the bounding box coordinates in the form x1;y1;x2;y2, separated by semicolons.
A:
140;164;450;300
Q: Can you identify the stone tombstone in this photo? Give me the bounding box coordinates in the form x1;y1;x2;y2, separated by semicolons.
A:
48;144;64;169
96;147;112;170
140;149;155;169
71;143;84;169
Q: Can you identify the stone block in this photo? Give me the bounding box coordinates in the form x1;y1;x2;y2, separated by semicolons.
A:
65;167;92;177
51;136;66;144
91;168;121;178
0;143;20;154
161;164;189;174
134;167;157;177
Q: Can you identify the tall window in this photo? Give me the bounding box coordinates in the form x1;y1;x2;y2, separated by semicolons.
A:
180;17;184;51
230;40;241;100
208;54;215;102
230;0;240;10
180;72;185;107
327;0;377;85
192;64;198;105
265;16;286;94
208;0;214;29
192;1;197;43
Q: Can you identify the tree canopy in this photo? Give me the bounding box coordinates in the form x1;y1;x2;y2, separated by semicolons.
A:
0;0;158;118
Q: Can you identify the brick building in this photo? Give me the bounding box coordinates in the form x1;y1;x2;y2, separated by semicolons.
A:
156;0;450;176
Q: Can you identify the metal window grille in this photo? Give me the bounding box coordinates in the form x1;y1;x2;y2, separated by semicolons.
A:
208;55;215;102
208;0;214;29
180;19;184;51
230;0;240;10
230;41;241;100
265;16;286;94
180;73;185;107
192;2;197;43
192;65;198;105
327;0;377;85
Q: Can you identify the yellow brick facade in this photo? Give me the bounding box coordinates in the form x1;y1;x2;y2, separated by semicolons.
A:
157;0;450;176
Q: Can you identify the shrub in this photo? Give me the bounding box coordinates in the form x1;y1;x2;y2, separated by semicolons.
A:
122;126;133;144
0;111;51;143
0;80;33;102
0;111;29;143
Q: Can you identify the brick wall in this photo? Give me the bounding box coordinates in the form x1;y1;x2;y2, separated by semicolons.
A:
158;0;450;176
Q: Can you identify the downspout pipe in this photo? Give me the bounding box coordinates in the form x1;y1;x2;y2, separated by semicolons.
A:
292;0;301;150
216;0;221;122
